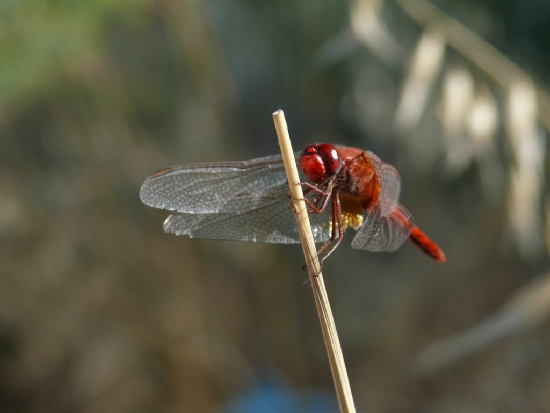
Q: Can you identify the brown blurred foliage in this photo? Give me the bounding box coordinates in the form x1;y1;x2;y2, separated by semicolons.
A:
2;0;550;412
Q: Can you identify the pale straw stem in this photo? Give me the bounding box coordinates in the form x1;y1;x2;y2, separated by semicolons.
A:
272;109;356;413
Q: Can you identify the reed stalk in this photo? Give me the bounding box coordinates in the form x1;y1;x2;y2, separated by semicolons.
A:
272;109;356;413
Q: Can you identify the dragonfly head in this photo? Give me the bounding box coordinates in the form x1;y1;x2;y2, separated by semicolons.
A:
300;143;343;183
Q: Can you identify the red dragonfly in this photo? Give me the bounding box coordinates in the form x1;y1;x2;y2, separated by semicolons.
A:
140;143;446;263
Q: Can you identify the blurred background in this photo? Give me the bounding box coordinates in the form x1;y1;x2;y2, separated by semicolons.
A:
2;0;550;412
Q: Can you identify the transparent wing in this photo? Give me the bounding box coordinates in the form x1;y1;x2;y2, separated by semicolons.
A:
164;197;332;244
379;163;401;217
140;154;293;214
350;203;414;252
141;152;332;243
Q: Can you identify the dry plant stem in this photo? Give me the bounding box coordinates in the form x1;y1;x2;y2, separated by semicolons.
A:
272;110;356;413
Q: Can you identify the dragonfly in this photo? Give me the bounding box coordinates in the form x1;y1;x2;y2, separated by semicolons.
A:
140;143;446;263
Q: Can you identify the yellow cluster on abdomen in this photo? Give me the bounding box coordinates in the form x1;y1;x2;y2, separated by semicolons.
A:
342;211;364;230
328;210;364;232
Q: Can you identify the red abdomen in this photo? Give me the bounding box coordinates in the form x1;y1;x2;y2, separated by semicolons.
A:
390;205;446;263
408;226;446;263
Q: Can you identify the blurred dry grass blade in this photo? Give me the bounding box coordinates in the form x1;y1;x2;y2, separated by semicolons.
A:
440;67;502;195
467;84;502;199
394;31;445;132
507;80;545;260
392;0;550;258
468;84;498;151
395;0;550;134
413;272;550;375
394;0;525;86
441;67;474;176
350;0;404;66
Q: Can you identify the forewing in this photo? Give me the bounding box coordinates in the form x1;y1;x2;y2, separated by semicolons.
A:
351;203;414;252
164;191;332;244
140;154;291;214
141;152;333;243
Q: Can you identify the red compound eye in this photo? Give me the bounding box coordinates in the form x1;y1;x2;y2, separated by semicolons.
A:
315;143;342;176
300;143;342;183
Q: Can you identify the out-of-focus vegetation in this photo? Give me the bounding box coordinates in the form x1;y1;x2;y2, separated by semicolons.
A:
1;0;550;412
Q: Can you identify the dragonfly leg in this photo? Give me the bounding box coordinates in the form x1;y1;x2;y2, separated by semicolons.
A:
289;187;328;214
297;181;334;214
308;188;345;267
319;191;345;265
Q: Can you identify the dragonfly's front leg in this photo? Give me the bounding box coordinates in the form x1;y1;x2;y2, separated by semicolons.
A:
298;180;333;215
